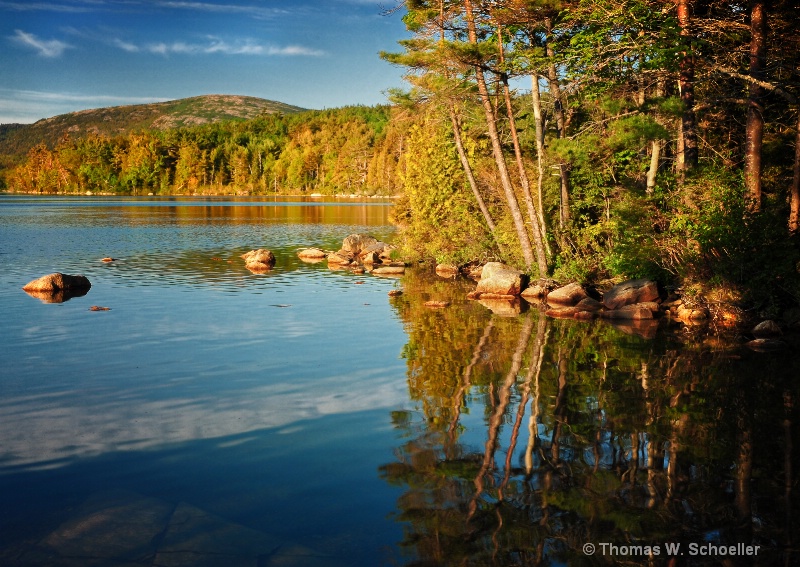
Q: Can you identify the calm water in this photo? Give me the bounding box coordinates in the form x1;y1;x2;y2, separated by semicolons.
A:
0;195;798;566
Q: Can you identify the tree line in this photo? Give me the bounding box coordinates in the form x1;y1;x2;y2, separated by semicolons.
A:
381;0;800;312
4;106;402;197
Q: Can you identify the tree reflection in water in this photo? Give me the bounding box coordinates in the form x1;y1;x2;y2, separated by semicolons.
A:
381;270;799;566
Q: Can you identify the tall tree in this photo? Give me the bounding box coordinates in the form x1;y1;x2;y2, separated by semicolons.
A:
744;0;768;211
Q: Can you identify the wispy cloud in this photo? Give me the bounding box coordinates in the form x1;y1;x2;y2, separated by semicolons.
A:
119;36;325;57
9;29;73;57
0;0;291;18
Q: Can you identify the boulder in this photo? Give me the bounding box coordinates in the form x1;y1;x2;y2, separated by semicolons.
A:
241;249;275;271
602;279;660;310
752;320;782;337
341;234;380;256
23;273;91;292
546;283;589;307
475;262;528;296
360;251;381;265
521;280;552;300
327;251;354;266
574;297;604;312
297;247;327;260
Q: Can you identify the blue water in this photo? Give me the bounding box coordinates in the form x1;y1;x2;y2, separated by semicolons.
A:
0;195;410;565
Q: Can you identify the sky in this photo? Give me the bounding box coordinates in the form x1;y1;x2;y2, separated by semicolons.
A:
0;0;411;124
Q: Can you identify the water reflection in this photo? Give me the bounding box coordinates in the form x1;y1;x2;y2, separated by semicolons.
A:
384;270;799;566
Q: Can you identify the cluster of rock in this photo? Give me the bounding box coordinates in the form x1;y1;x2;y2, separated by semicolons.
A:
299;234;407;276
464;262;665;321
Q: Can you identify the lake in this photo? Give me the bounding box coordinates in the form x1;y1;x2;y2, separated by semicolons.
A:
0;195;797;566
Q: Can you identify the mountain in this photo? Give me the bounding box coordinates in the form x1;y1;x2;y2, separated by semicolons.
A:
0;95;307;159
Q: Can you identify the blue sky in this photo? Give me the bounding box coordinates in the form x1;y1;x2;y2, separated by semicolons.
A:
0;0;410;123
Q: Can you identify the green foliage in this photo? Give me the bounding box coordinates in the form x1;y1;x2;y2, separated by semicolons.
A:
396;115;494;265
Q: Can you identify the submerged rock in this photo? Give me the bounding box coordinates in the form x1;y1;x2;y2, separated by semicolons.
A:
435;264;459;279
23;273;91;293
424;300;450;309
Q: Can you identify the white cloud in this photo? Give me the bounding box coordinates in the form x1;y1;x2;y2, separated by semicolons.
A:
129;37;325;57
10;29;73;57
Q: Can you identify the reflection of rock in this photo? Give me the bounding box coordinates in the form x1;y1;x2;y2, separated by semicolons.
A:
23;272;91;292
23;287;90;304
435;264;459;278
599;304;654;320
609;319;659;339
297;247;327;261
546;283;588;306
602;278;660;309
475;262;528;296
241;249;275;271
480;297;524;317
746;338;786;351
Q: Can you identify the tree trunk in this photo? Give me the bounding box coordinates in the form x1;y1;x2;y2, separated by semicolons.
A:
464;0;535;268
544;19;566;139
531;74;549;250
677;0;698;173
497;30;549;275
789;110;800;233
647;75;665;194
448;107;497;234
744;0;767;211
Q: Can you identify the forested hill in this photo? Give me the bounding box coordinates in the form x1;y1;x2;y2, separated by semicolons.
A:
0;95;306;158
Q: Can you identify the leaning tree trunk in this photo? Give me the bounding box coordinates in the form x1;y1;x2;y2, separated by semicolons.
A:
464;0;535;268
448;107;497;234
498;28;549;274
744;0;767;211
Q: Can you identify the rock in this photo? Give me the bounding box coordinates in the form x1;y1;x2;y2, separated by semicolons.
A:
371;265;405;275
463;264;484;280
546;282;589;307
23;273;91;292
435;264;459;278
89;306;110;311
101;257;116;263
327;251;354;266
599;304;654;320
341;234;380;256
521;280;552;300
241;249;275;271
475;262;528;296
676;304;709;322
602;279;660;310
574;297;604;312
297;247;327;260
360;251;381;265
424;300;450;308
752;320;781;337
387;290;403;297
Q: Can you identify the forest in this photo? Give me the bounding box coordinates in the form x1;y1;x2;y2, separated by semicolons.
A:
4;0;800;315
